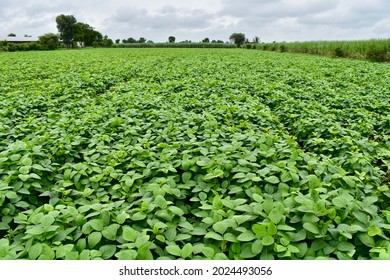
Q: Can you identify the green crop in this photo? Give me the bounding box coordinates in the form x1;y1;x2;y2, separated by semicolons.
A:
258;39;390;61
0;49;389;260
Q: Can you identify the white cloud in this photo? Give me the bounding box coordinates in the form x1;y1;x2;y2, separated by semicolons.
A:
0;0;389;42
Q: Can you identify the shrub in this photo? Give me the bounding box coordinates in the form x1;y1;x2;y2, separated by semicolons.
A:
334;46;344;57
279;44;287;53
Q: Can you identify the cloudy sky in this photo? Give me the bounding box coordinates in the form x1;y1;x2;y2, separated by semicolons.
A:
1;0;389;42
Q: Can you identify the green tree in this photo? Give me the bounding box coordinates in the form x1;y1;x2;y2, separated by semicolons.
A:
101;35;113;47
74;22;99;47
38;33;60;50
229;33;246;47
125;37;137;43
168;36;176;43
7;33;16;37
138;37;146;43
252;36;261;43
56;14;77;48
202;38;210;43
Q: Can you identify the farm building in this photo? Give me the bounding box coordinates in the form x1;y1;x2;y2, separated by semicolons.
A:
0;36;39;44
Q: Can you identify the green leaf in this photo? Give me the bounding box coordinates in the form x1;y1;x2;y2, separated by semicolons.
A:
169;206;184;216
166;245;181;257
307;174;321;188
115;250;137;260
303;222;320;234
280;172;292;182
137;245;153;260
223;233;237;242
154;195;168;209
25;227;44;235
202;247;215;258
337;242;355;252
342;176;355;188
261;234;275;246
135;234;150;248
181;243;193;258
357;233;375;247
332;197;348;208
240;243;256;259
122;226;138;242
287;245;301;254
131;212;147;221
205;232;224;241
29;243;43;260
5;191;18;199
237;231;256;242
38;244;55;260
269;208;283;224
367;226;381;237
18;174;29;182
102;224;119;241
204;173;216;180
267;222;278;235
40;215;55;226
116;212;128;224
252;224;267;237
89;219;104;231
213;253;229;260
292;229;306;242
88;232;102;249
265;176;280;184
251;239;264;255
232;215;251;225
19;166;30;174
21;157;32;166
99;245;116;259
182;171;192;183
212;221;228;235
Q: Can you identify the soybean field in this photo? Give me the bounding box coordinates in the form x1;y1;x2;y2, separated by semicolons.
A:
0;48;389;260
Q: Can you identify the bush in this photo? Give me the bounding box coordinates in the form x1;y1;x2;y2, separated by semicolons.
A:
279;44;287;53
334;46;344;57
245;44;253;49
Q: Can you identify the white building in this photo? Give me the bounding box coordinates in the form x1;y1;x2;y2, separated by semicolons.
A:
0;36;39;44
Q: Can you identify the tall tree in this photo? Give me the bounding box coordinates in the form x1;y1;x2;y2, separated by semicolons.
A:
229;33;246;47
252;36;261;43
202;38;210;43
168;36;176;43
73;22;103;47
56;14;77;48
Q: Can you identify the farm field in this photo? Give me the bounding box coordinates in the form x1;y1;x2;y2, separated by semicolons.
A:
0;48;389;260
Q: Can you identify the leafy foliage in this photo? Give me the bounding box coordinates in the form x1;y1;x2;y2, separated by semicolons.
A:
0;49;389;260
259;39;390;62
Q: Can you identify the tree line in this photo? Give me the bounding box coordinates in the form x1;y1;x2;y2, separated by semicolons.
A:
1;14;257;52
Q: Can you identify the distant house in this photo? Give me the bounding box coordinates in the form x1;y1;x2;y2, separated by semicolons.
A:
0;36;39;44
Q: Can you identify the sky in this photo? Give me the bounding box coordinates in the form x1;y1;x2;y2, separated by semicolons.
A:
1;0;390;42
